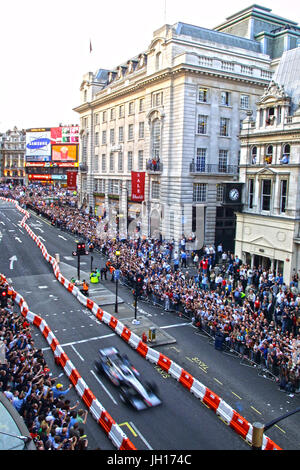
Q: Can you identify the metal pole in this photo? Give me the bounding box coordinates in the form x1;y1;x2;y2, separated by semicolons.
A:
115;263;119;314
91;255;93;272
252;422;264;450
77;253;80;280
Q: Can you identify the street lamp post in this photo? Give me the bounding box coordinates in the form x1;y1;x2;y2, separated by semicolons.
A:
114;250;120;313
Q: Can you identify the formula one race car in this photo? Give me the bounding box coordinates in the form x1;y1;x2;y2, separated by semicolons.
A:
94;347;161;410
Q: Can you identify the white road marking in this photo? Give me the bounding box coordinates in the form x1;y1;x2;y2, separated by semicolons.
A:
129;422;153;450
90;369;118;405
14;237;22;243
58;235;67;241
38;286;48;289
71;344;85;361
160;322;191;329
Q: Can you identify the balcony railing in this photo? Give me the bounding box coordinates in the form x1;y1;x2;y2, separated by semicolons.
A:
190;162;238;175
146;161;163;173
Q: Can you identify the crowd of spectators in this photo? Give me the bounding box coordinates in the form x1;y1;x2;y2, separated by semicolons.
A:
1;184;300;396
0;279;89;450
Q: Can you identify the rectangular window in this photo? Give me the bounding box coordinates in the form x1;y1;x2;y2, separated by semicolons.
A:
128;101;135;115
102;130;107;145
138;150;144;170
95;132;99;146
118;126;124;143
110;108;115;120
248;178;254;208
139;98;144;112
193;183;207;202
280;180;287;213
218;150;228;173
118;152;123;172
95;113;99;124
151;181;160;199
110;128;115;144
220;91;230;106
119;105;124;118
216;184;224;202
196;148;206;172
128;124;134;140
127;151;133;171
261;179;272;211
102;111;107;123
152;91;163;107
109;154;114;172
94;156;99;172
198;87;208;103
197;115;208;134
139;122;145;139
101;154;106;172
220;118;230;136
240;94;250;109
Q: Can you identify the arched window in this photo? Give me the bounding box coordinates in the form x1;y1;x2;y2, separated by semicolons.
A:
251;146;257;164
155;52;161;71
265;145;273;164
281;143;290;164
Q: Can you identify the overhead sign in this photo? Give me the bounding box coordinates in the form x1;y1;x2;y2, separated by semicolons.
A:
26;130;51;160
51;126;79;144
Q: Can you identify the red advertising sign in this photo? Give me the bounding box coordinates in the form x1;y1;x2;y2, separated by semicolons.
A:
131;171;145;202
67;171;77;190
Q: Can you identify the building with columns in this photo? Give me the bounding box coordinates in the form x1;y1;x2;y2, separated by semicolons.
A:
235;46;300;284
0;127;26;185
74;5;300;249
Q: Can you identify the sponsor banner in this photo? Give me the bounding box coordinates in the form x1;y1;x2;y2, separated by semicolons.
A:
25;161;77;168
131;171;145;202
50;126;79;144
67;171;77;190
52;144;78;162
26;130;51;159
28;174;52;181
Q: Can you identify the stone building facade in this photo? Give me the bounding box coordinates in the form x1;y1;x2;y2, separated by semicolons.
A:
74;5;300;249
0;127;26;185
235;47;300;284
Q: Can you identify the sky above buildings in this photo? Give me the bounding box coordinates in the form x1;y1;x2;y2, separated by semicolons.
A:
0;0;298;132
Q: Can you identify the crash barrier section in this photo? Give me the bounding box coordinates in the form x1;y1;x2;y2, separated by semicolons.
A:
1;197;282;450
0;272;136;451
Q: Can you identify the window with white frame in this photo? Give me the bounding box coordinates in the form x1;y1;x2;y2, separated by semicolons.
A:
240;94;250;109
261;179;272;211
195;148;206;172
193;183;207;202
118;126;124;143
220;91;230;106
216;184;224;202
95;132;99;146
152;91;163;107
128;124;134;140
218;150;228;172
151;181;160;199
127;151;133;171
110;108;115;120
197;115;208;134
128;101;135;115
101;154;106;172
110;128;115;144
220;117;230;136
251;146;257;164
151;119;161;159
94;156;99;172
102;111;107;123
118;152;123;172
139;122;145;139
280;180;288;213
139;98;144;112
198;87;209;103
109;154;114;172
248;178;254;208
102;130;107;145
138;150;144;170
119;105;124;118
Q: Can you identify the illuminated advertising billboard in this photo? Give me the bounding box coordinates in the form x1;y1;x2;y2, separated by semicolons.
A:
52;144;78;162
50;126;79;144
26;129;51;161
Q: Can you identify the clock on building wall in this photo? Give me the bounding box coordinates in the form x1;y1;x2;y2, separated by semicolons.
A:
224;183;243;205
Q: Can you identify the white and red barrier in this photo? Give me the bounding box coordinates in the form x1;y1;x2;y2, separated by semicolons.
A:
0;197;282;450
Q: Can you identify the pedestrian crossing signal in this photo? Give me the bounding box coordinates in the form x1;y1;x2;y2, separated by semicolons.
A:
0;288;8;307
76;243;87;255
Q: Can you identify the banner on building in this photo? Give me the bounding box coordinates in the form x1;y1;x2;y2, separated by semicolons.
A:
67;171;77;190
131;171;145;202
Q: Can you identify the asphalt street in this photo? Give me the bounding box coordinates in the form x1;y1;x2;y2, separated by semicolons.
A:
0;199;299;450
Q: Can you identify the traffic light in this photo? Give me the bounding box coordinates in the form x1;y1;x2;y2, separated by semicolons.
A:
0;287;8;308
135;274;144;297
77;242;87;255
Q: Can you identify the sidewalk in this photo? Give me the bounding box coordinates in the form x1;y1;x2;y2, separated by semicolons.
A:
59;261;176;348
